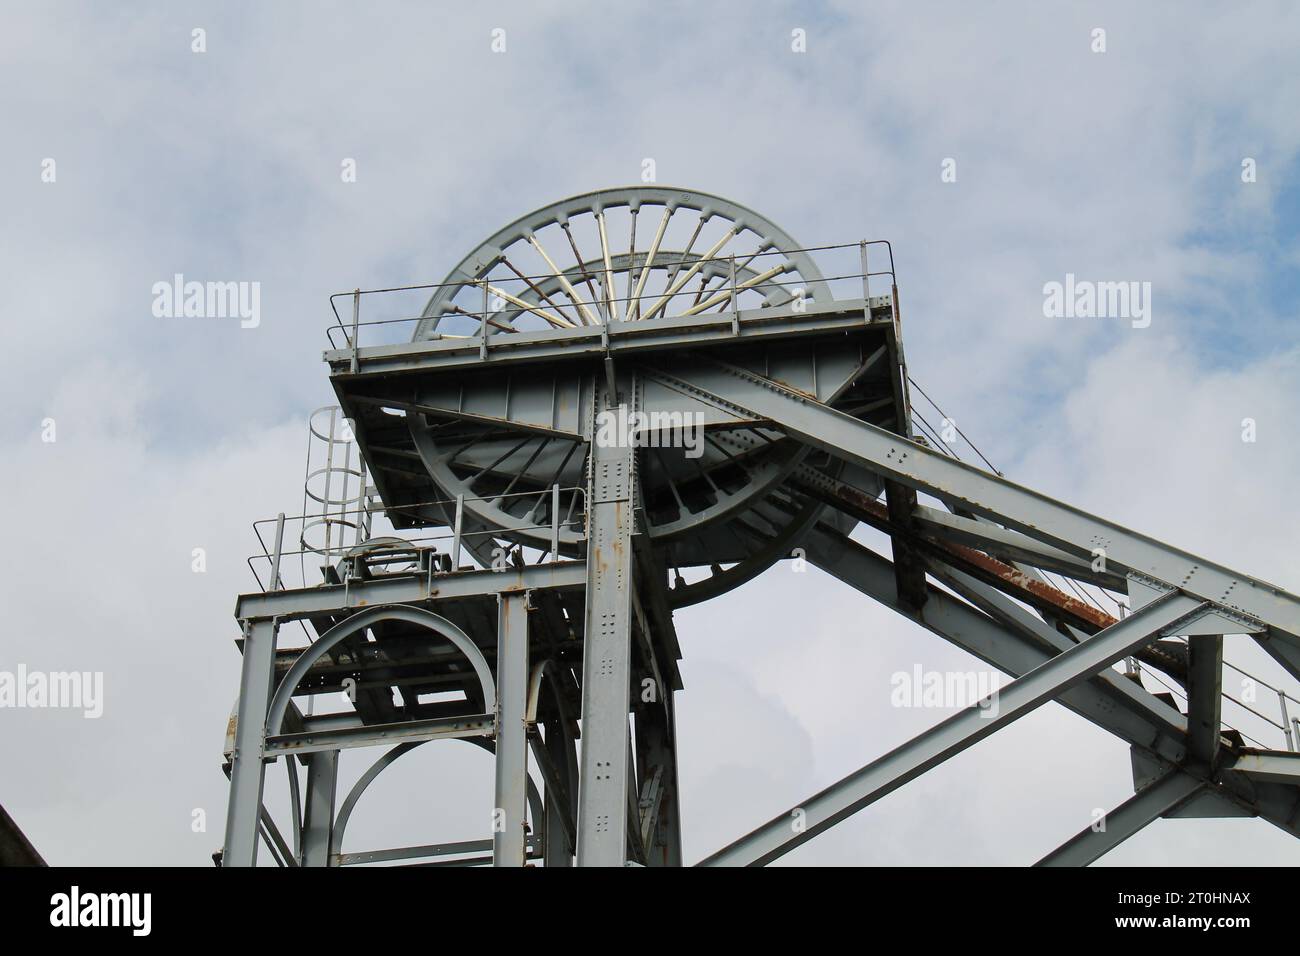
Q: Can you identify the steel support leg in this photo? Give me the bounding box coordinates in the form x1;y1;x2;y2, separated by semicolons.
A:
1186;635;1224;767
222;618;279;867
300;750;338;866
576;388;638;867
494;591;530;866
635;691;682;866
542;718;577;867
1035;770;1205;867
699;590;1204;866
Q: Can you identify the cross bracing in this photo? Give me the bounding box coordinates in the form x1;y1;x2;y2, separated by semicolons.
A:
222;187;1300;867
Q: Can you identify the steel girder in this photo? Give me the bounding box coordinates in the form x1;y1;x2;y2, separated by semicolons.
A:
300;751;337;867
634;355;1300;862
706;523;1300;863
644;360;1300;664
494;591;531;866
699;582;1208;866
223;618;279;867
222;598;549;867
1186;635;1224;769
1035;770;1206;867
263;253;1300;865
234;560;586;623
575;383;640;866
327;301;887;379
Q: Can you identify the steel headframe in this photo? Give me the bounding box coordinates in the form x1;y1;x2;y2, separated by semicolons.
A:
221;186;1300;867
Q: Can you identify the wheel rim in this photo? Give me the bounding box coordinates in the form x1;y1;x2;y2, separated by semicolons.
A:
406;186;848;550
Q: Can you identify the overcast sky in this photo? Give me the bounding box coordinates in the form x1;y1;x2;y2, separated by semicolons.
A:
3;1;1300;866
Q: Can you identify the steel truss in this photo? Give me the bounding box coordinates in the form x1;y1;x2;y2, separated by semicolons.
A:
223;187;1300;866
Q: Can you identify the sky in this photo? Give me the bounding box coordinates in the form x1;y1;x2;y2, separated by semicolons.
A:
2;0;1299;866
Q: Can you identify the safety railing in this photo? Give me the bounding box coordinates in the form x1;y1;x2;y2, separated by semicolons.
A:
324;239;899;361
248;486;588;597
1219;656;1300;751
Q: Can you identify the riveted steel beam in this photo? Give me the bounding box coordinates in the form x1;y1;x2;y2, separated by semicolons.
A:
651;362;1300;649
264;713;494;755
1035;770;1205;867
1186;635;1225;768
235;561;585;623
575;383;640;866
699;589;1206;866
222;618;279;867
327;301;888;378
300;751;338;867
494;591;531;866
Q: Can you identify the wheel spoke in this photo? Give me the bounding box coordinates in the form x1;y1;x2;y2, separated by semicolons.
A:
596;210;620;322
643;226;738;321
484;281;574;328
631;206;672;320
494;436;549;505
624;208;638;320
524;439;582;522
502;257;580;326
559;223;603;323
464;435;533;489
528;234;598;325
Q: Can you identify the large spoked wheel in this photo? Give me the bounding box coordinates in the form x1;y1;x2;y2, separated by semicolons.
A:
412;186;831;337
406;187;848;572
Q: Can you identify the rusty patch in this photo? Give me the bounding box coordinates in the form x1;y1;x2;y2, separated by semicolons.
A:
829;484;1116;630
770;377;819;401
833;483;890;521
941;540;1117;630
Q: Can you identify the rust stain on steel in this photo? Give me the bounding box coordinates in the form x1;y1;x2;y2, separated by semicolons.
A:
771;377;818;401
942;539;1117;630
829;484;1117;631
609;502;626;564
832;482;892;522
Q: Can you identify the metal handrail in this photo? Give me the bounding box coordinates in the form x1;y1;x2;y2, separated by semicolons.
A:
248;486;588;594
324;239;898;352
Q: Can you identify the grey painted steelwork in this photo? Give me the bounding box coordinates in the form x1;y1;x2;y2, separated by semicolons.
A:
410;185;834;339
1187;635;1225;768
575;384;639;866
300;752;337;867
493;592;530;866
265;714;495;755
325;300;890;377
223;619;278;867
647;360;1300;647
234;560;585;622
222;185;1300;867
1035;770;1205;867
700;592;1208;867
